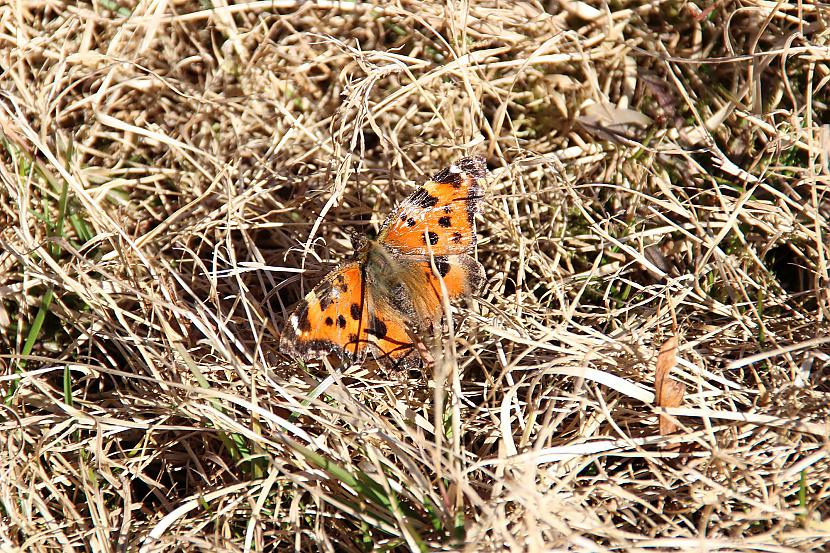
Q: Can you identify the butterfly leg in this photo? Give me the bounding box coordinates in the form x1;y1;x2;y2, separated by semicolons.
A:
403;325;434;373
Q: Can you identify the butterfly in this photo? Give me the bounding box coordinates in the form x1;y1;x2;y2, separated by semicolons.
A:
280;156;488;365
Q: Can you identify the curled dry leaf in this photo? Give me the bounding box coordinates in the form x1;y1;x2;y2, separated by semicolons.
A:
655;337;685;436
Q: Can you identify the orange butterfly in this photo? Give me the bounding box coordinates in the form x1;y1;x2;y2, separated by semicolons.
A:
280;156;488;364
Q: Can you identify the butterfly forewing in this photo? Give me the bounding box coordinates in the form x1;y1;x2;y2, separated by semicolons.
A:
280;263;365;359
378;156;486;256
280;263;415;360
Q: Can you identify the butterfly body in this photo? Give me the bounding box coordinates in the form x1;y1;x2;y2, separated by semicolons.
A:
281;156;487;363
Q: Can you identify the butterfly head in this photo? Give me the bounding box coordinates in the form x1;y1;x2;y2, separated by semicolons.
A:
348;228;369;254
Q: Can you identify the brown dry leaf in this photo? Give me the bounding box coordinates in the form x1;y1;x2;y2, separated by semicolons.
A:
658;380;685;436
655;337;685;436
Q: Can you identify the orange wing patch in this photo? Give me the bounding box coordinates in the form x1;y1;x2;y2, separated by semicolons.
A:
407;254;486;324
280;263;415;361
378;156;486;255
360;302;416;361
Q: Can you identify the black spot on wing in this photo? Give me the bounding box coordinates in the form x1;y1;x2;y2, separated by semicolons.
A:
452;231;463;243
325;316;333;326
438;216;451;228
433;256;450;277
424;231;439;245
410;188;439;209
406;217;416;227
350;303;361;320
337;315;347;328
327;274;349;294
366;316;388;339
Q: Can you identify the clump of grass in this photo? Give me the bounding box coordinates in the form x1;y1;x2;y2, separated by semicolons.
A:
1;0;829;550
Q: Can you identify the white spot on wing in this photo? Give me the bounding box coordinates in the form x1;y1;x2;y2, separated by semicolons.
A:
290;314;300;333
449;164;462;174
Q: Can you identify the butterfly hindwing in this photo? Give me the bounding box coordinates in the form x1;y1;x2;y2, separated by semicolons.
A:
362;298;417;361
377;156;486;256
379;254;485;326
280;263;415;361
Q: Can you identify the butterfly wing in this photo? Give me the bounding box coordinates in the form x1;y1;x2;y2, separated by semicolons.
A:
361;296;417;362
408;254;484;321
280;262;415;361
380;254;485;326
377;156;487;256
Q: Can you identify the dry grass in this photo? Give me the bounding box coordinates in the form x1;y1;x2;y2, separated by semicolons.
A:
1;0;829;551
